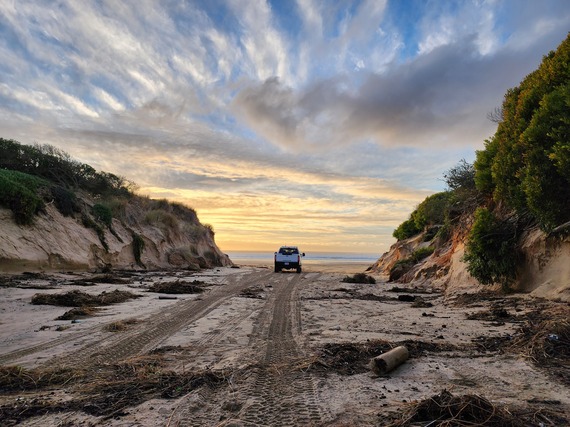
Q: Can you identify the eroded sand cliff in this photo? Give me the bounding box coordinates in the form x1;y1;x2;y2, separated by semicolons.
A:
0;195;231;272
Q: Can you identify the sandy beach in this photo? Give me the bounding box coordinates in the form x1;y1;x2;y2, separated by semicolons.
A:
229;258;374;274
0;266;568;426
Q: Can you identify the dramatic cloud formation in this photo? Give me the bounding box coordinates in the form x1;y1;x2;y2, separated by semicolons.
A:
1;0;569;254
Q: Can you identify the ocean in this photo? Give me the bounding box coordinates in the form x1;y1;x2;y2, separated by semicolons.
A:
226;251;379;271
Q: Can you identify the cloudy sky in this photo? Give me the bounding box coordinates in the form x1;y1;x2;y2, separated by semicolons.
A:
1;1;569;254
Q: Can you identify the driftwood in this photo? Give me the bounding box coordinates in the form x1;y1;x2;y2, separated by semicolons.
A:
369;345;409;375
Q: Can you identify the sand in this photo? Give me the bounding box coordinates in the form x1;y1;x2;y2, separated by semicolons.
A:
0;266;568;426
231;259;373;274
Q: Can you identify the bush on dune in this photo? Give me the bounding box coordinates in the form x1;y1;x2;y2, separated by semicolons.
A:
0;170;47;225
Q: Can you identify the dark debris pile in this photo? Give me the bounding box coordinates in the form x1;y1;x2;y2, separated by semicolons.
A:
311;339;460;376
147;279;207;294
31;289;140;307
385;389;566;427
0;355;229;425
508;305;570;385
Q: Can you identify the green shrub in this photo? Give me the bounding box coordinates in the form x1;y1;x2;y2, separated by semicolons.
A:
434;221;452;242
393;192;452;241
8;190;42;225
423;226;441;242
0;138;135;197
92;203;113;227
51;185;77;217
0;169;47;189
392;258;414;270
388;258;415;281
393;218;421;241
444;159;476;192
473;35;570;230
462;207;519;288
518;84;570;230
410;247;434;263
474;137;499;195
170;202;198;223
412;192;452;230
0;170;46;225
152;198;170;210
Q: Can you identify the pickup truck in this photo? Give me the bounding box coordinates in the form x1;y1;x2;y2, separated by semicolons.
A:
274;246;305;273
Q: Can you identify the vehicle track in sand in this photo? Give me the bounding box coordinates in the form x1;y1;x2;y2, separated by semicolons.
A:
240;272;323;426
2;269;327;425
3;268;570;427
53;270;276;368
0;270;275;369
177;271;324;426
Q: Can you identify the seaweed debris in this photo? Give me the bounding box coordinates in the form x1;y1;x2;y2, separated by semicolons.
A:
56;306;100;320
508;305;570;385
31;289;140;307
147;279;206;294
389;390;568;427
0;356;229;425
307;340;460;376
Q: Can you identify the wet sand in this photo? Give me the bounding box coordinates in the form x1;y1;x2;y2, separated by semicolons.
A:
231;259;373;274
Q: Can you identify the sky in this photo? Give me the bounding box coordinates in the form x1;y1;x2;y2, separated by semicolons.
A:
1;1;569;255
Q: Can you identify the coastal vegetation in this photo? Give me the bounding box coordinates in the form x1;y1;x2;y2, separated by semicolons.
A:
0;138;212;266
0;169;48;225
0;138;134;226
392;33;570;288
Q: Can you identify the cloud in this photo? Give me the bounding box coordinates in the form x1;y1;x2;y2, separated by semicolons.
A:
228;0;291;82
233;21;569;154
0;0;569;252
296;0;324;39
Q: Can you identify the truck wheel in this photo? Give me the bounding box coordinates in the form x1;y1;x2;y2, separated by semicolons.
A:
296;267;302;273
274;265;281;273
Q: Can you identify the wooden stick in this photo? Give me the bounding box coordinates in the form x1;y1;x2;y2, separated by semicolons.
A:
369;345;409;375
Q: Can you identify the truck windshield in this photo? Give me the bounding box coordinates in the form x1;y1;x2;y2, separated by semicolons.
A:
279;248;298;255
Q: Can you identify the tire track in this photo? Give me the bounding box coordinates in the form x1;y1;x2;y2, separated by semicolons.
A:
239;272;323;426
0;269;274;369
0;328;99;365
188;308;256;358
54;270;276;368
3;269;325;426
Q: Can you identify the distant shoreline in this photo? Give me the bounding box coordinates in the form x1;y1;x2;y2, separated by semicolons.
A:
227;251;378;274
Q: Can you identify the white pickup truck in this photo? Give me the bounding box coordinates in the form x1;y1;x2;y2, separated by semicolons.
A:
274;246;305;273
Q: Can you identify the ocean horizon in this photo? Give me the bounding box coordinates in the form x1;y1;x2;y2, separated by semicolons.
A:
226;250;380;266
